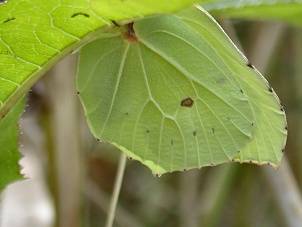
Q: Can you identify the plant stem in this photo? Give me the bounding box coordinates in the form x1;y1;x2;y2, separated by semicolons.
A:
294;30;302;187
105;154;127;227
84;180;143;227
179;170;201;227
44;54;82;227
198;164;239;227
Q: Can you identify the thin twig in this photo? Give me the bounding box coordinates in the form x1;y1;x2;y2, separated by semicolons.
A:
293;30;302;185
179;170;201;227
105;154;127;227
84;180;143;227
197;164;239;227
44;55;82;227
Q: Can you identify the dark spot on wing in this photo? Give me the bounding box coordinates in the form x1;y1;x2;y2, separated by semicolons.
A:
3;17;15;23
193;131;197;137
171;139;174;145
71;12;90;18
247;62;254;69
0;50;9;55
181;97;194;108
211;128;215;134
111;20;120;27
240;89;244;94
146;129;150;134
266;162;271;166
0;113;6;119
268;86;273;93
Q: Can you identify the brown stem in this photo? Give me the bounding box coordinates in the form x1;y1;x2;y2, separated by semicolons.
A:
44;54;82;227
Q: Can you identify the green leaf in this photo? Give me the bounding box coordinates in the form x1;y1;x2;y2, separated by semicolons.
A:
0;0;199;118
0;98;24;190
77;7;287;174
203;0;302;26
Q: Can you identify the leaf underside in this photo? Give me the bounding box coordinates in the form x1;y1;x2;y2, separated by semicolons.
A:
0;98;24;190
0;0;199;118
203;0;302;26
77;7;287;174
